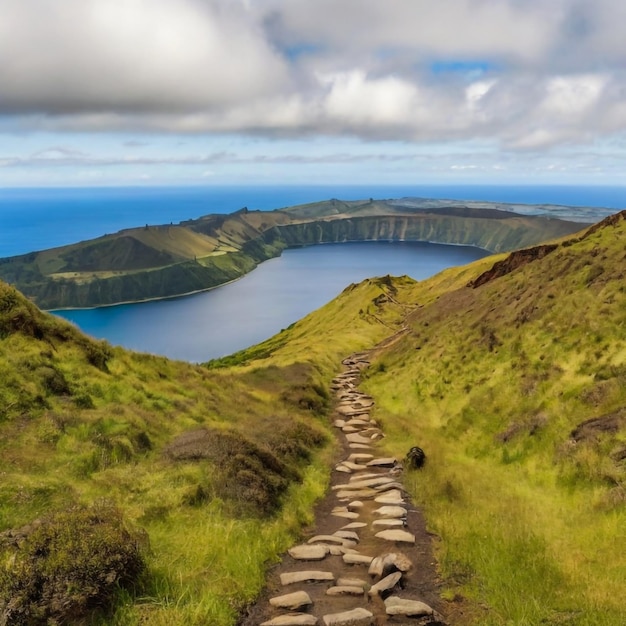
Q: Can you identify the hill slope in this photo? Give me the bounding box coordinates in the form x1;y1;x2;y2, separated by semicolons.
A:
0;198;586;308
351;212;626;624
2;210;626;624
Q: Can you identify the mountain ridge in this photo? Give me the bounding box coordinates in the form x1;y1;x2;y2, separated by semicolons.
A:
0;198;588;309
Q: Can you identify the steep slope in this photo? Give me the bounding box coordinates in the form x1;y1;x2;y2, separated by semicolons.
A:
0;199;586;308
352;211;626;624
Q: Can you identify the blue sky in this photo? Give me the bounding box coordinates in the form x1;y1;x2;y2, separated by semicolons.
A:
1;0;626;187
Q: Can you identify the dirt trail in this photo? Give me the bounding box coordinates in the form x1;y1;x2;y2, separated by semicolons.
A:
239;352;449;626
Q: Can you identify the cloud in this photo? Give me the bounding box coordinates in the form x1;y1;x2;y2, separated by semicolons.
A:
1;0;626;153
0;0;289;114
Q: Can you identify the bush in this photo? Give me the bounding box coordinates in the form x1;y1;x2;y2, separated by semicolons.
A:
0;503;146;625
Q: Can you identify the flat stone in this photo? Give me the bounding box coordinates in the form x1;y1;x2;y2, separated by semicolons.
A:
288;544;329;560
347;453;374;463
366;457;397;468
335;489;377;500
348;473;380;482
346;500;363;510
333;420;346;428
328;545;358;556
342;553;374;565
269;591;313;610
341;426;360;433
338;461;367;471
308;534;348;546
375;529;416;544
374;493;405;505
337;577;368;589
335;465;352;474
345;419;370;427
280;571;334;585
348;443;372;450
374;481;405;493
261;614;318;626
325;585;365;596
341;522;367;530
333;477;394;491
384;596;435;617
368;571;403;596
322;607;374;626
331;511;360;520
333;530;359;542
373;505;407;519
345;433;373;445
372;519;405;528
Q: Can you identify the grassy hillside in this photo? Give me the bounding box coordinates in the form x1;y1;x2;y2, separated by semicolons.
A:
2;209;625;624
0;272;415;625
0;199;585;308
353;212;626;624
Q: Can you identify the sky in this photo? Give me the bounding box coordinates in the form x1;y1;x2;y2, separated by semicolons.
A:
2;0;626;187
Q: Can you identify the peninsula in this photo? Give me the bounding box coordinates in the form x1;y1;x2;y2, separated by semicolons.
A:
0;197;587;309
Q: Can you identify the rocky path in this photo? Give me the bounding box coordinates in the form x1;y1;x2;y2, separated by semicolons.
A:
240;353;448;626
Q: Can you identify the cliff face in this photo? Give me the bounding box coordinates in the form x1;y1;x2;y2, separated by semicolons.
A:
0;200;587;309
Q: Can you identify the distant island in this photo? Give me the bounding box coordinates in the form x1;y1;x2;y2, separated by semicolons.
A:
0;197;589;309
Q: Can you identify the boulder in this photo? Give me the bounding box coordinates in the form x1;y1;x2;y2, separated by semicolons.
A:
373;505;407;519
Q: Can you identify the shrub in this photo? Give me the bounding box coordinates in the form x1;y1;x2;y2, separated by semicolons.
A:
0;503;146;625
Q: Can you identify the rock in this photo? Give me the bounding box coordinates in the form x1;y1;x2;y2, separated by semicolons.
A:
366;457;398;468
371;518;405;527
342;553;374;565
288;544;329;560
335;489;377;500
308;534;349;546
331;511;360;520
347;453;374;463
368;571;403;596
373;505;407;519
369;552;412;577
374;493;405;505
337;577;368;589
348;473;380;482
346;500;363;510
374;481;405;493
340;461;368;471
345;433;373;445
322;607;374;626
269;591;313;610
345;419;370;428
341;522;367;530
384;596;435;617
333;420;346;428
341;426;360;433
325;585;365;596
333;476;394;491
261;614;318;626
280;571;334;585
333;530;359;542
335;465;352;474
374;529;416;544
348;443;372;450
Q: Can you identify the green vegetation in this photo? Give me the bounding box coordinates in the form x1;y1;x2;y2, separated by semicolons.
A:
0;198;585;308
357;212;626;624
3;208;626;624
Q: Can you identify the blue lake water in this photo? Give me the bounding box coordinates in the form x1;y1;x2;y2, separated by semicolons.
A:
2;183;624;361
54;241;488;362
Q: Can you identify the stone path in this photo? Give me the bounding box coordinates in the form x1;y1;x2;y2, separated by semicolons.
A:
241;353;447;626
